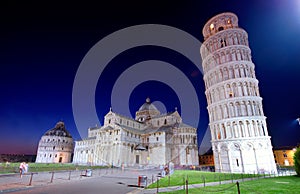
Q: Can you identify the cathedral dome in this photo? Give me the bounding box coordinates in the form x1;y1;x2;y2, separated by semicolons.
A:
44;121;72;138
135;98;160;122
138;97;159;111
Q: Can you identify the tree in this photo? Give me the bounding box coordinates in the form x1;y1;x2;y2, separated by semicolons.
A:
294;147;300;176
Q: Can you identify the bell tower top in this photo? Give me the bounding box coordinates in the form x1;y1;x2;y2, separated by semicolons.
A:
202;12;239;40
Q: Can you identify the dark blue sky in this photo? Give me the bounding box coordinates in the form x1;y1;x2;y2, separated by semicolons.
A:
1;1;300;154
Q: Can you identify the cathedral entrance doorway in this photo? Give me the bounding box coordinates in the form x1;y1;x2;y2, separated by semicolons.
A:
136;155;140;164
59;157;62;163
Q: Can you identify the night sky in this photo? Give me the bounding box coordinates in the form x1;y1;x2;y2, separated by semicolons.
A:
1;1;300;154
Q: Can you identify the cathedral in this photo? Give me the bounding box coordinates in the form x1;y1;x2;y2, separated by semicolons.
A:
72;98;199;167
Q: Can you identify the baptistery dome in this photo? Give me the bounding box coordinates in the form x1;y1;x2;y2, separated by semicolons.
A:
44;121;72;138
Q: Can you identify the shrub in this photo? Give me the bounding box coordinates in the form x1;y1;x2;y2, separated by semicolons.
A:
294;147;300;176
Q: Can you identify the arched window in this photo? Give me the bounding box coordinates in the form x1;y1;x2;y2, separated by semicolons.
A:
222;124;226;139
262;124;266;136
216;130;220;139
220;38;226;48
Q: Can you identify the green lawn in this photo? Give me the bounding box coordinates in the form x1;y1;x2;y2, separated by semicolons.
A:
0;162;107;174
147;170;263;188
160;176;300;194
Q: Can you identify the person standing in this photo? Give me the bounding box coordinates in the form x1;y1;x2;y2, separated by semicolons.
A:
19;162;25;178
24;162;28;173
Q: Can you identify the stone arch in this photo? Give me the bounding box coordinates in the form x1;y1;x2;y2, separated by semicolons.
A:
243;82;248;96
239;121;245;137
235;101;241;117
241;101;247;116
232;82;238;97
245;120;251;137
221;123;226;139
237;82;243;96
215;106;219;121
257;120;262;136
236;49;242;60
225;84;231;98
244;64;249;77
219;68;223;82
234;65;240;78
248;82;253;96
261;121;267;136
240;64;245;77
232;49;237;61
233;121;238;138
223;67;229;80
252;120;258;136
228;65;234;78
226;122;232;138
219;85;225;100
219;104;224;120
229;102;235;117
233;33;238;45
221;52;226;63
223;104;229;118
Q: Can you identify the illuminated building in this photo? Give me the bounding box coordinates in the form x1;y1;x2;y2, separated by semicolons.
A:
200;12;277;173
72;98;198;166
36;122;74;163
273;146;297;166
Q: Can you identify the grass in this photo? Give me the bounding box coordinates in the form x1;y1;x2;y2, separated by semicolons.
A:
159;176;300;194
147;170;263;188
0;162;108;174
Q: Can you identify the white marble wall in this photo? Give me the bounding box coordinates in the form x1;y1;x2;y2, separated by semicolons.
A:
73;109;199;166
201;12;277;174
36;135;73;163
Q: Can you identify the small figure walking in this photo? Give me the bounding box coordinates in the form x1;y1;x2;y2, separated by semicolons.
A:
19;162;25;178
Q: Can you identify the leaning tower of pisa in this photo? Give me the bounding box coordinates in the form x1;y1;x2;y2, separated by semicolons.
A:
200;12;277;173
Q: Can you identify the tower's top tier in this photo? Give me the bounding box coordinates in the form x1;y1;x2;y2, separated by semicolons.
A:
202;12;239;40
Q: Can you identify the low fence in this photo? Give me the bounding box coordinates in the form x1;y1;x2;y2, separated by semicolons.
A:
0;167;124;191
151;170;297;193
